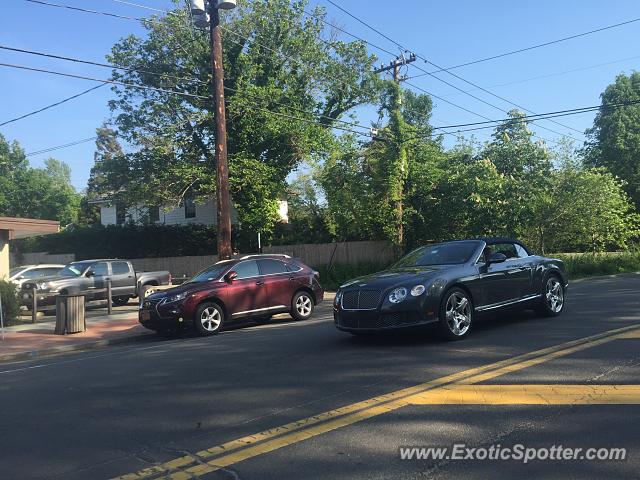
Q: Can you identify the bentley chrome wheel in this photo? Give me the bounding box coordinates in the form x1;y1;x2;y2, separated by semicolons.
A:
445;292;472;336
545;277;564;313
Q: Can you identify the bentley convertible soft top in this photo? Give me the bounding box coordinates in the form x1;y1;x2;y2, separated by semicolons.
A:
333;238;568;340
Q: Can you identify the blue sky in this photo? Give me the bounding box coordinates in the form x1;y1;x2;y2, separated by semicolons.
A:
1;0;638;190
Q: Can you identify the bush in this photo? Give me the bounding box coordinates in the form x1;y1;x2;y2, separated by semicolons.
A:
316;262;390;291
0;280;19;325
554;251;640;279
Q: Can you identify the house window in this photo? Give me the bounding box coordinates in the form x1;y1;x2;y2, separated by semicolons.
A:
116;204;126;225
148;206;160;223
184;197;196;219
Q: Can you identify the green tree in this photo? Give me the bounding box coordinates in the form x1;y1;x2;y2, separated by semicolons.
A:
98;0;379;237
271;172;332;245
0;134;80;225
584;72;640;209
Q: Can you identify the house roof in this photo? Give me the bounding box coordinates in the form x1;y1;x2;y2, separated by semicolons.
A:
0;217;60;240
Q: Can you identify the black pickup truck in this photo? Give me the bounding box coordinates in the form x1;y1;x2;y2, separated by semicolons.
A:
21;259;171;307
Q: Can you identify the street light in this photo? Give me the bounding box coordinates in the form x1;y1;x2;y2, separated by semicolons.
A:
189;0;236;260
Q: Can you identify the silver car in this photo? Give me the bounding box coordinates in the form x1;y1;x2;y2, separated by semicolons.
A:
9;265;65;289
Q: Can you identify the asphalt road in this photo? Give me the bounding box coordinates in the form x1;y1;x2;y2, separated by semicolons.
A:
1;274;639;479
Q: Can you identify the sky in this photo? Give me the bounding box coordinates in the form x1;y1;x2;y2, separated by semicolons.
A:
0;0;639;191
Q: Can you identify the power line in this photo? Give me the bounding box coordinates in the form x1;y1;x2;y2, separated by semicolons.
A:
407;17;640;77
26;136;97;157
23;0;142;21
0;44;208;86
0;62;209;99
431;99;640;132
322;0;583;141
109;0;167;14
1;43;373;133
0;83;106;127
436;54;640;98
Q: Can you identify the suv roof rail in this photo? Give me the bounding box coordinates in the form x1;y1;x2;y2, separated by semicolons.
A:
238;253;292;260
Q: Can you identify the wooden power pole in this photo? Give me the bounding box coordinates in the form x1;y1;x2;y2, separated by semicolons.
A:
374;53;416;254
209;3;233;260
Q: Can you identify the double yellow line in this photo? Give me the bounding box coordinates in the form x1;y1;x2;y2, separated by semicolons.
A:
114;324;640;480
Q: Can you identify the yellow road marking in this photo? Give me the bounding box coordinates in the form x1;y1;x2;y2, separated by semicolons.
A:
113;324;640;480
410;384;640;405
620;330;640;339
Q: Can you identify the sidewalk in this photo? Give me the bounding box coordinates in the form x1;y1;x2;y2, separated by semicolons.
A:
0;311;151;363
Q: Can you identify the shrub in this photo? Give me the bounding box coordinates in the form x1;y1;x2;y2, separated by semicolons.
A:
554;251;640;279
316;262;390;291
0;280;19;325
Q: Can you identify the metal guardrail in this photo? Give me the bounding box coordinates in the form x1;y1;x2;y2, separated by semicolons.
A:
25;278;181;323
26;280;117;324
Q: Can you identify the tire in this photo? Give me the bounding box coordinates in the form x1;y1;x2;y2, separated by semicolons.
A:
194;302;225;336
536;274;565;317
438;287;473;341
112;296;130;307
139;284;155;299
291;291;314;321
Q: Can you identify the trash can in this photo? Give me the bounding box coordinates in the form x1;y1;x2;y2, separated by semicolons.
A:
55;294;86;334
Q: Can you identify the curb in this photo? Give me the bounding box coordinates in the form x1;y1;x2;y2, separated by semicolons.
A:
0;332;153;364
570;271;640;283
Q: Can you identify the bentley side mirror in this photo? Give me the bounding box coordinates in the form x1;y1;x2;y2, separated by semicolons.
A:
85;270;95;277
224;271;238;283
487;253;507;265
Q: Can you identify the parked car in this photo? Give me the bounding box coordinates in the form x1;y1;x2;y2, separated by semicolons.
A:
9;264;65;289
333;237;568;340
139;254;323;336
21;259;171;308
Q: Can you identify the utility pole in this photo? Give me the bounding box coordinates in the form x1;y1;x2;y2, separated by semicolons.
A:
374;53;416;256
209;3;233;259
191;0;235;259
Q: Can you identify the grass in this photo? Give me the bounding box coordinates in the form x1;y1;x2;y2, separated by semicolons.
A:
553;251;640;279
315;251;640;289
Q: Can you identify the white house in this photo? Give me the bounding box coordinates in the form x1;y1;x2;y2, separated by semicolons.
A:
94;197;287;227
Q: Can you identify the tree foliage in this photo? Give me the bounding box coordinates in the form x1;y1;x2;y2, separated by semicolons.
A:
584;72;640;209
0;134;80;225
96;0;380;235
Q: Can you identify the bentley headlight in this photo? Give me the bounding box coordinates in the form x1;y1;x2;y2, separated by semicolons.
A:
334;291;343;307
38;282;49;290
388;287;408;304
166;292;187;303
410;285;426;296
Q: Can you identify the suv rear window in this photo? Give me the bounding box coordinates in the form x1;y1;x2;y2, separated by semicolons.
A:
258;259;288;275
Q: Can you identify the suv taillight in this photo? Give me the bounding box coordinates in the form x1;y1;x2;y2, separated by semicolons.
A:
169;273;172;285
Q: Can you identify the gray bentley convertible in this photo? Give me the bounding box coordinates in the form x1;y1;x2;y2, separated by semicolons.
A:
333;238;568;340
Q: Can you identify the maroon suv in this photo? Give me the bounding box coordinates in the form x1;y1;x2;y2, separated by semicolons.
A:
139;255;323;336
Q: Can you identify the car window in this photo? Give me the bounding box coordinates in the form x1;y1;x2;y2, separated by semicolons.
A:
89;262;109;277
9;267;24;278
258;259;288;275
233;260;259;279
514;244;529;258
491;243;519;259
20;269;43;279
111;262;130;275
43;268;62;276
394;241;479;267
285;262;303;273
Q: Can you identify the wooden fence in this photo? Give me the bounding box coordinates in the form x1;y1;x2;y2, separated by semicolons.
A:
11;241;394;278
263;241;394;268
